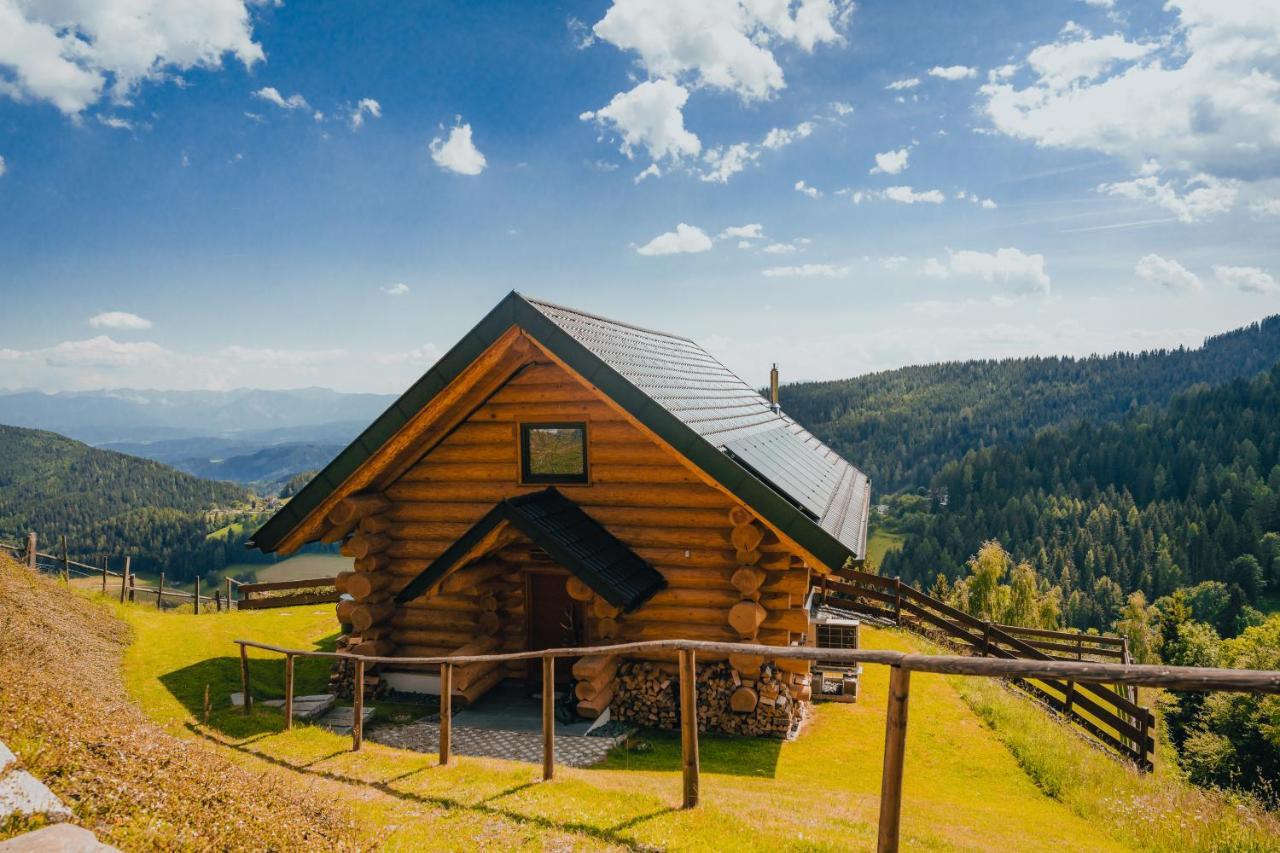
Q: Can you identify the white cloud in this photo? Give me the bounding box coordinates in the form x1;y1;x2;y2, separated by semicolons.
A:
1026;30;1156;91
590;0;850;103
89;311;152;330
719;223;763;240
928;65;977;81
1135;254;1202;293
381;282;410;296
795;179;821;198
761;263;849;277
44;336;168;368
635;223;713;255
375;343;443;367
253;86;309;111
634;163;662;183
830;100;854;115
1214;265;1279;295
1097;173;1238;223
881;185;944;204
923;247;1051;295
581;79;700;163
980;2;1280;183
0;0;263;116
218;345;347;367
886;77;920;91
430;119;487;175
701;142;755;183
762;242;798;254
1249;199;1280;216
96;115;132;130
871;147;910;175
761;121;814;150
880;255;909;270
0;154;6;177
349;97;381;129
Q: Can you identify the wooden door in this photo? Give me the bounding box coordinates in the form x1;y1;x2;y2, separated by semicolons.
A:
526;571;582;683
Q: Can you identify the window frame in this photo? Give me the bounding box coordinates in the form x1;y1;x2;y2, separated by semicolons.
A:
519;421;590;485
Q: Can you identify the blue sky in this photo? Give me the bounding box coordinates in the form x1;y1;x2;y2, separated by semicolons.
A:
1;0;1278;393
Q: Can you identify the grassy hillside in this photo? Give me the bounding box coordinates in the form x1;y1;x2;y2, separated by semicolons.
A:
782;315;1280;491
0;555;356;849
0;424;259;581
110;589;1278;850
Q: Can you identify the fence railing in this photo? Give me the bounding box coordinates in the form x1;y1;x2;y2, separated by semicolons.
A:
3;532;241;613
232;637;1280;853
237;577;340;610
817;567;1155;768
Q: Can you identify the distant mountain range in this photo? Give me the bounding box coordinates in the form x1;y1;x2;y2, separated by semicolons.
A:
0;388;396;492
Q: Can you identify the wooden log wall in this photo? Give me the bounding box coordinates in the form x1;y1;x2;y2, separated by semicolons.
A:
316;360;820;721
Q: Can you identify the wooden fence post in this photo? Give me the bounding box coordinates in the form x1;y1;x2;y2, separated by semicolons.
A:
877;665;912;853
284;654;294;731
120;556;130;603
893;577;903;625
129;566;136;603
26;532;36;571
352;658;365;751
215;590;222;612
542;655;555;782
194;576;201;615
157;572;165;609
439;663;453;766
60;535;69;582
239;643;252;715
226;577;233;611
679;648;700;808
101;557;108;595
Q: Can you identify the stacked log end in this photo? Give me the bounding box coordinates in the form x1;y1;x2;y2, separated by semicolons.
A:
572;654;620;718
611;660;804;737
326;491;395;698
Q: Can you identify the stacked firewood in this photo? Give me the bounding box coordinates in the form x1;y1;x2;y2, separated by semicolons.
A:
613;661;678;728
329;632;389;701
612;659;804;737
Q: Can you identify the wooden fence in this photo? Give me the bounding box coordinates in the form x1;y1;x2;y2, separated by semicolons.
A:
816;567;1155;769
237;577;340;610
2;532;243;613
233;637;1280;853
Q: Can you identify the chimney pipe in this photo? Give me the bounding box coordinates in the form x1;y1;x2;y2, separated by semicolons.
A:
770;363;780;411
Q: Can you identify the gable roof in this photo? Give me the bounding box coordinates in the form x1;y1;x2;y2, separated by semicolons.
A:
250;292;869;568
395;487;665;611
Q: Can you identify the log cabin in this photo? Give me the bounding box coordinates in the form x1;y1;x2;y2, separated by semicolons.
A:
250;293;870;736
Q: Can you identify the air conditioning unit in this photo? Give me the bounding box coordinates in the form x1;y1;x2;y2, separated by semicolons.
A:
808;608;861;703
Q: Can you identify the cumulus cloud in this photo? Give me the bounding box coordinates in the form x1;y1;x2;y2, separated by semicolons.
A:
882;185;944;204
923;247;1051;295
89;311;152;330
381;282;410;296
430;119;487;175
375;343;443;367
871;147;910;175
701;142;755;183
1214;265;1279;295
830;100;854;115
635;223;713;255
97;115;133;130
980;3;1280;184
795;179;821;198
1135;254;1202;293
253;86;309;111
928;65;977;81
581;79;700;163
761;121;814;150
0;0;263;116
762;242;798;254
1097;173;1238;223
761;263;849;277
886;77;920;91
43;336;168;368
719;223;763;240
591;0;851;103
349;98;381;129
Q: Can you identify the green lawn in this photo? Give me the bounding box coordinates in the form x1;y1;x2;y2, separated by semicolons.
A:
866;528;905;569
111;600;1171;851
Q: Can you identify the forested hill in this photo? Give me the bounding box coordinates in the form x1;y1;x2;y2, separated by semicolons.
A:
781;315;1280;491
0;425;255;579
883;364;1280;633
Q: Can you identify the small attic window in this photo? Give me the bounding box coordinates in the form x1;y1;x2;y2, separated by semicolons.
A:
521;423;588;484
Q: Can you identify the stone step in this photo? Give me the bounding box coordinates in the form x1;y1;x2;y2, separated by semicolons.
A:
228;693;336;720
317;705;376;735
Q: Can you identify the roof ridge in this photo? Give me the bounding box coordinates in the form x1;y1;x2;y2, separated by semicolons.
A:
518;292;698;344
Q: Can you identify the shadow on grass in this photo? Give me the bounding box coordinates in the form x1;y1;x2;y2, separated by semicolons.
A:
598;728;783;779
157;633;340;738
185;723;677;850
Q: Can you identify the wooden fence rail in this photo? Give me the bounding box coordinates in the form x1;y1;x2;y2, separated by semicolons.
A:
820;567;1154;768
232;637;1280;853
237;577;340;610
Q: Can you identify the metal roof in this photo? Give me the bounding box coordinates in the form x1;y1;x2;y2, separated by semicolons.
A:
395;488;665;611
251;291;870;566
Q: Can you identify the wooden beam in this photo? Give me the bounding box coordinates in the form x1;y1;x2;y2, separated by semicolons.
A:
542;655;555;782
877;665;911;853
679;648;700;808
439;663;453;766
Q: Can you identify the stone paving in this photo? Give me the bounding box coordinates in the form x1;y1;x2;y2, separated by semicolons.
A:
369;719;625;768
